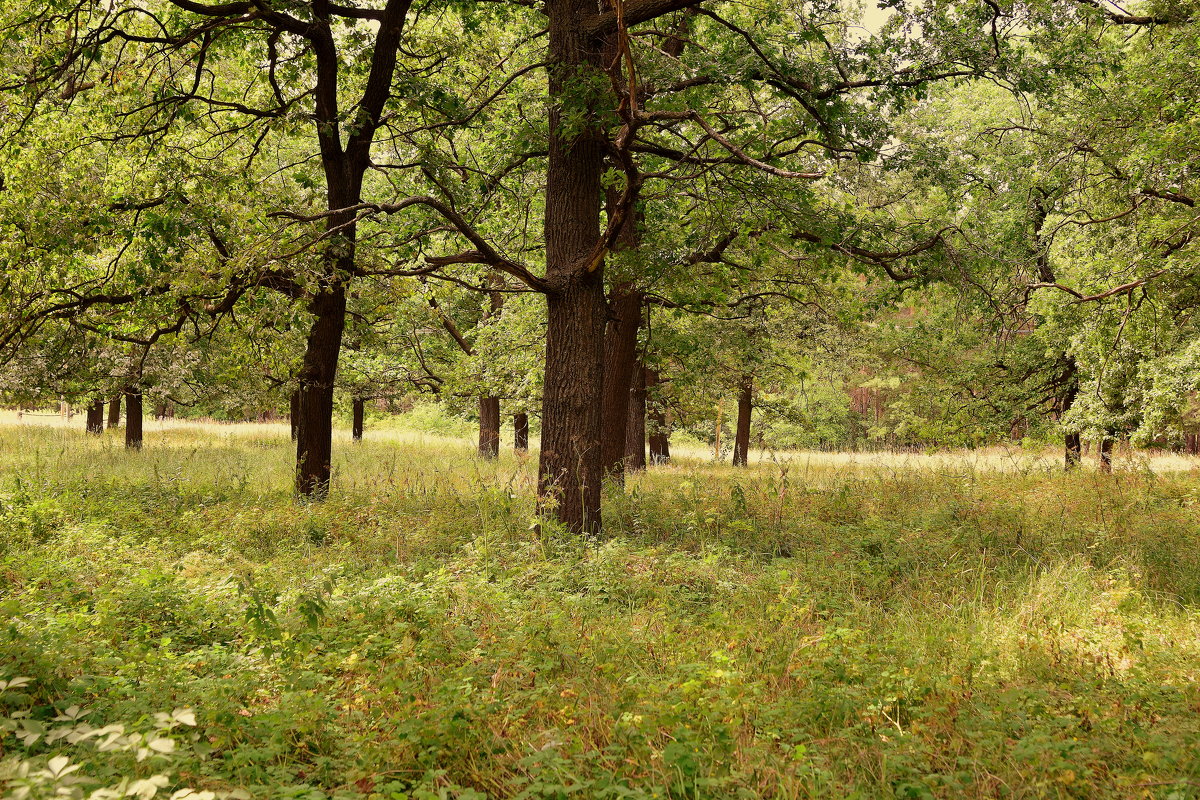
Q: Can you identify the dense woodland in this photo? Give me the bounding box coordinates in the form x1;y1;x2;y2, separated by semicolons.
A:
2;0;1200;796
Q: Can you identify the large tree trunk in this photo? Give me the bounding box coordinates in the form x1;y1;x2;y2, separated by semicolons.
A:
86;399;105;435
352;397;365;441
646;367;670;465
540;274;607;533
732;375;753;467
290;390;301;441
107;397;121;428
1065;431;1082;469
479;396;501;458
600;286;643;483
125;387;143;450
537;0;609;534
1099;437;1114;473
295;287;347;498
514;412;529;453
625;363;646;472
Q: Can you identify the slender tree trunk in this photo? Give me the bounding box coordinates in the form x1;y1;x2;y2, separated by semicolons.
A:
732;375;753;467
107;397;121;428
514;412;529;453
1099;437;1114;473
124;387;143;450
600;285;643;483
1065;431;1082;469
295;287;347;498
537;0;609;533
479;396;501;459
290;390;300;441
646;367;670;465
625;363;646;472
352;397;365;441
1187;433;1199;455
86;399;105;435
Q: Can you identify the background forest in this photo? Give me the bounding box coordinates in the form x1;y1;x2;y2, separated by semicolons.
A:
2;0;1200;796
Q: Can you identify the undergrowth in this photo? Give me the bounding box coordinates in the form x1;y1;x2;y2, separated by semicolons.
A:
2;423;1200;798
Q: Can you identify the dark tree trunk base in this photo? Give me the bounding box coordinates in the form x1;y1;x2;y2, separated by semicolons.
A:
479;396;501;459
86;399;105;435
625;364;647;472
732;376;753;467
352;398;365;442
1099;437;1114;473
125;388;143;450
1065;431;1081;469
107;397;121;428
514;412;529;453
646;367;670;465
295;288;347;499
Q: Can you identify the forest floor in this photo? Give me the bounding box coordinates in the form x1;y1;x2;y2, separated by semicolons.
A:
3;417;1200;799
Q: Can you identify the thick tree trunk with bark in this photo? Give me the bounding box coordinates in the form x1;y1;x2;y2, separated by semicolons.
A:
540;273;607;532
625;363;646;472
352;397;365;441
107;397;121;428
514;412;529;453
646;367;670;464
1099;437;1114;473
600;285;643;483
86;399;105;435
1065;431;1082;469
732;375;753;467
295;287;347;498
479;396;501;458
537;0;610;533
125;387;143;450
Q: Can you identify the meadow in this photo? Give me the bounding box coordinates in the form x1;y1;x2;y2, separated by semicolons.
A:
3;415;1200;799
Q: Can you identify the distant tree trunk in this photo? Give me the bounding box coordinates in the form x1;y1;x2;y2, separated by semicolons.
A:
514;412;529;453
600;285;643;484
732;376;753;467
124;387;143;450
295;288;347;499
1065;431;1082;469
85;399;104;434
107;397;121;428
290;390;300;441
625;364;646;472
1187;433;1199;455
479;396;501;459
352;398;365;442
1099;437;1114;473
154;402;167;420
646;367;670;465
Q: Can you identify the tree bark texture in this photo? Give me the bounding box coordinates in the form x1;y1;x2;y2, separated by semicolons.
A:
625;363;646;472
290;390;301;441
537;0;609;533
1099;437;1114;473
107;397;121;428
86;399;105;435
352;397;365;441
514;412;530;453
295;287;347;498
479;396;501;459
600;285;643;483
732;375;753;467
1065;431;1082;469
125;387;143;450
646;367;670;464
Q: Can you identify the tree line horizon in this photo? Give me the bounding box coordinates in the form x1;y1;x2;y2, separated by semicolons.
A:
0;0;1196;531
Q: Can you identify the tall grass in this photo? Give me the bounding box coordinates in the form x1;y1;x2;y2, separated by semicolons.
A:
2;416;1200;798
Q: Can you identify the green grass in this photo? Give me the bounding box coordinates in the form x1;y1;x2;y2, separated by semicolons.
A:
3;420;1200;799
